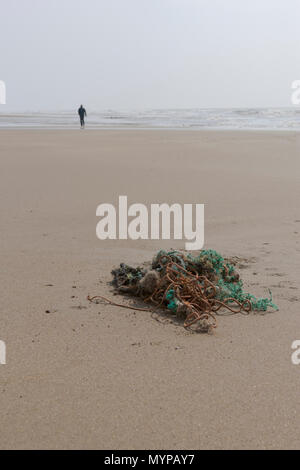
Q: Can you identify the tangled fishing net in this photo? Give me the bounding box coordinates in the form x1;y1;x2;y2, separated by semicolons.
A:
88;250;278;333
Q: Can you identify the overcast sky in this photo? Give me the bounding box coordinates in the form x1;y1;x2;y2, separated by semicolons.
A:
1;0;300;111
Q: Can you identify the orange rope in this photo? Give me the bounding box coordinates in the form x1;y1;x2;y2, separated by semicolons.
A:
87;295;151;312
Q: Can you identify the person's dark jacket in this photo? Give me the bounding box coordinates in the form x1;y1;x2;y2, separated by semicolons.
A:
78;107;86;118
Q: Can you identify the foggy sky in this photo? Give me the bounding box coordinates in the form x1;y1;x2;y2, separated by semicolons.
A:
1;0;300;111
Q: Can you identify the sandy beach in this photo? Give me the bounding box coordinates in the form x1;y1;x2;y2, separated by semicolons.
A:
0;129;300;449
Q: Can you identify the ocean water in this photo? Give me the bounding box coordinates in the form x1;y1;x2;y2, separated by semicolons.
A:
1;108;300;130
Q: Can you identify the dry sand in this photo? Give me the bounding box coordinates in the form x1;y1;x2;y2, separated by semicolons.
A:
0;129;299;449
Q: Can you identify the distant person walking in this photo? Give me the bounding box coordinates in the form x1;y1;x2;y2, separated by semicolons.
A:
78;105;87;128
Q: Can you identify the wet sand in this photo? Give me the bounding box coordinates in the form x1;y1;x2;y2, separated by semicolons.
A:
0;129;299;449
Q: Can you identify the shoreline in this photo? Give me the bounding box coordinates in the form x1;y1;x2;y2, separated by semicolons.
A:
1;127;300;132
1;107;300;132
